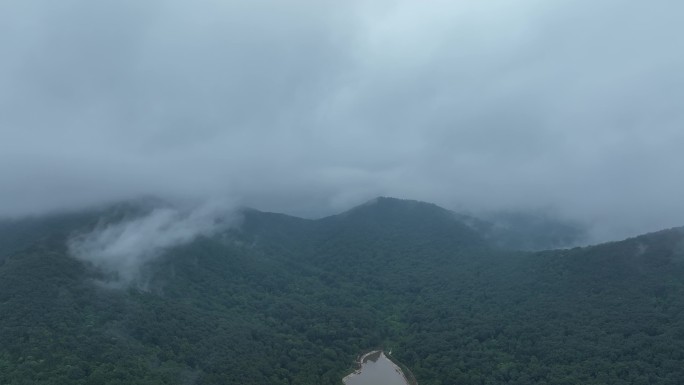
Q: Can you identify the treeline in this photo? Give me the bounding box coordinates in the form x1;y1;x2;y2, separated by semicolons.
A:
1;199;684;384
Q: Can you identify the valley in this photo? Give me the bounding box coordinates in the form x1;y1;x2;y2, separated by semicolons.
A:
1;197;683;384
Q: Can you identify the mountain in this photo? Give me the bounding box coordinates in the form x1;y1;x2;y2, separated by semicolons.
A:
1;197;684;384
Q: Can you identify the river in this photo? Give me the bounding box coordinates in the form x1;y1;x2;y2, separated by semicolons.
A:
343;351;411;385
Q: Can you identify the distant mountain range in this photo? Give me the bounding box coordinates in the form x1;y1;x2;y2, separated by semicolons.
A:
1;197;683;384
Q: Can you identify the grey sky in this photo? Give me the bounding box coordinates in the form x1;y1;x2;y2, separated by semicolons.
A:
1;0;683;241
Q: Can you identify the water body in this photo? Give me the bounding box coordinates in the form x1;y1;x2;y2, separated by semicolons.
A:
343;351;410;385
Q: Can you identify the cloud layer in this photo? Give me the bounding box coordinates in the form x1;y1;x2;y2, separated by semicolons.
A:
2;0;684;240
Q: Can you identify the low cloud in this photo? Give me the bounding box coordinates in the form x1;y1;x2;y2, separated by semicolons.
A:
68;200;239;287
2;0;684;242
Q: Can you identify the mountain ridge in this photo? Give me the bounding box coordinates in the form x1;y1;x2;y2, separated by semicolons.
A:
2;196;684;384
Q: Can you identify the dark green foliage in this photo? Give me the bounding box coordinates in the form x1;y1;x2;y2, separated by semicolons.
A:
1;197;684;384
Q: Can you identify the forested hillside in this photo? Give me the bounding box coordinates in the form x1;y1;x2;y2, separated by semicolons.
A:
1;197;683;384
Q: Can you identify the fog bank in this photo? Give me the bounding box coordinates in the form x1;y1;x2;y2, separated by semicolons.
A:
2;0;684;241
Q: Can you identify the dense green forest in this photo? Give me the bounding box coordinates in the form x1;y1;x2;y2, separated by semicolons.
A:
1;197;683;384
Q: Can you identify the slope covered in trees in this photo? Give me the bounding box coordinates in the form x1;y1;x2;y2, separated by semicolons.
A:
1;197;683;384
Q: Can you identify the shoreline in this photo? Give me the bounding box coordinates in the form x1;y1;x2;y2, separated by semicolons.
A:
342;350;382;383
385;351;418;385
342;350;417;385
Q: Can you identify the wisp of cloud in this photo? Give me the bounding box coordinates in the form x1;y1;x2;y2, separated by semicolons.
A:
68;200;239;287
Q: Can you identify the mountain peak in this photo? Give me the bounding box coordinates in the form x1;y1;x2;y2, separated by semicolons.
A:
318;196;486;249
341;196;452;217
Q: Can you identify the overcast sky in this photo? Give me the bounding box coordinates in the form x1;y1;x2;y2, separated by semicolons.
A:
1;0;683;241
